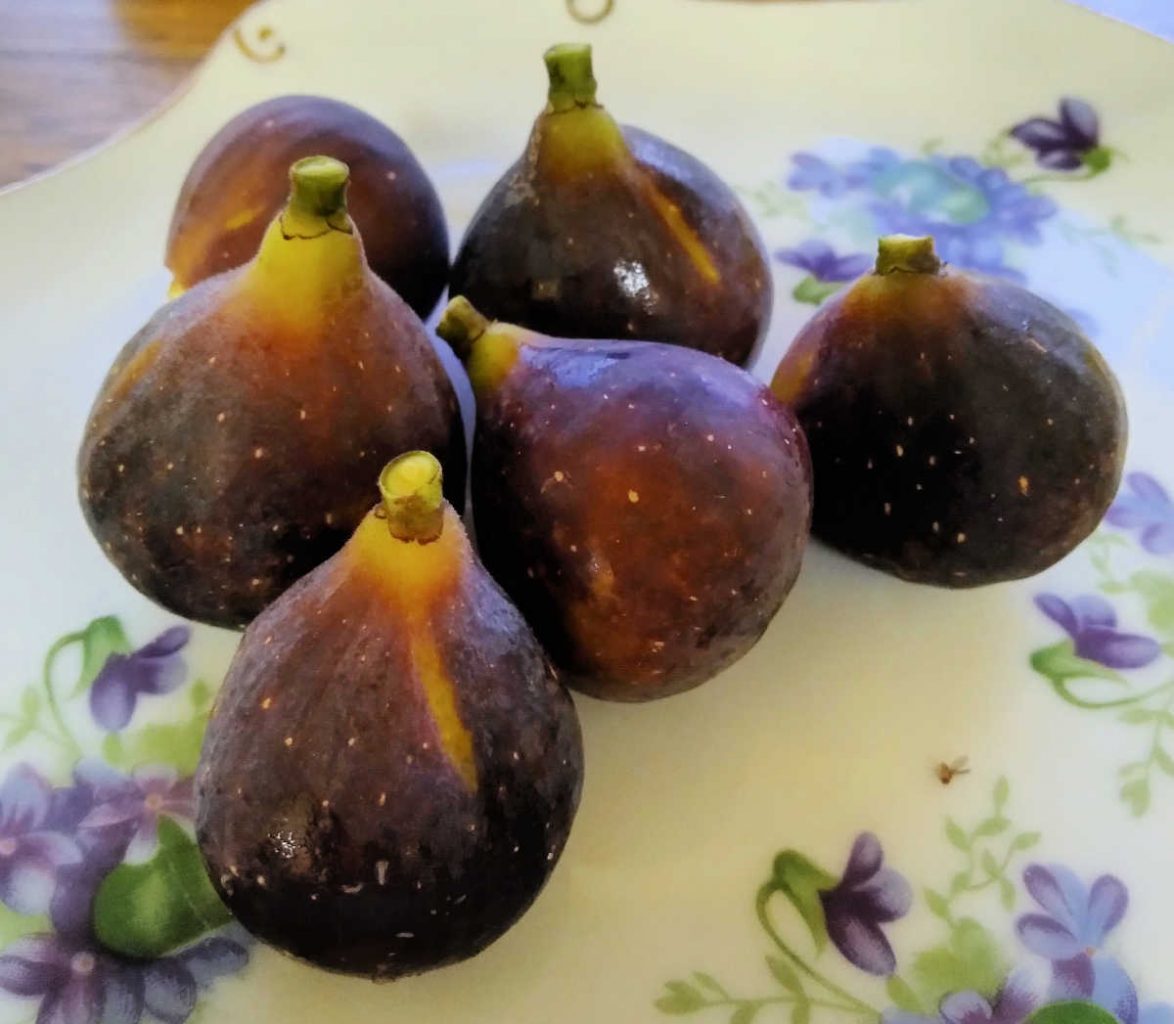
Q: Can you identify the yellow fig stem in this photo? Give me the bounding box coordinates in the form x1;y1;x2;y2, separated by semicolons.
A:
875;235;942;275
379;452;445;544
436;296;490;362
435;297;521;399
545;43;599;112
281;156;354;238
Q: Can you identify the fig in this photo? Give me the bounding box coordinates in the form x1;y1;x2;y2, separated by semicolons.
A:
166;95;449;318
195;453;584;979
771;234;1127;587
449;44;771;367
437;297;811;702
79;157;465;629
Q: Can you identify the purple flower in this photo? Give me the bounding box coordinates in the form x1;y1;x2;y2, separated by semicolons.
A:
89;626;189;733
0;931;248;1024
1106;473;1174;555
1016;864;1143;1022
775;240;872;282
1010;98;1100;170
787;147;899;197
1035;594;1161;670
787;153;859;197
78;764;193;863
819;832;912;976
867;155;1056;280
885;970;1039;1024
0;765;83;916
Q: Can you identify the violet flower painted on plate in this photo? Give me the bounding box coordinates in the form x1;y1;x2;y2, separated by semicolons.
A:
0;619;249;1024
745;94;1161;347
655;780;1170;1023
1029;471;1174;818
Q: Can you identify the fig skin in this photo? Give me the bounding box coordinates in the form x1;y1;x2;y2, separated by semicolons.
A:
166;95;449;318
438;299;811;702
195;455;583;979
449;45;771;367
771;235;1127;587
79;158;465;629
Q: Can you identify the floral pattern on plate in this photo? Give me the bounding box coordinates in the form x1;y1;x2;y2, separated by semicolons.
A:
743;97;1174;382
0;620;249;1024
655;780;1170;1023
1031;472;1174;817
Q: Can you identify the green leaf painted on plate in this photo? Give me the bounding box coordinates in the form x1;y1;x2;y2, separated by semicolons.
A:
912;919;1004;1007
973;816;1010;838
692;973;724;997
1000;877;1016;910
189;679;212;710
731;1006;760;1024
1026;1002;1117;1024
71;617;133;697
791;276;842;306
1011;831;1042;851
980;850;1000;878
1121;779;1151;816
0;904;48;947
1030;641;1122;685
771;852;835;953
20;687;41;718
656;981;705;1015
945;819;970;851
93;817;230;958
766;956;801;994
1081;146;1113;174
993;776;1010;809
924;888;951;921
3;723;34;750
791;999;811;1024
886;976;923;1013
1130;571;1174;635
1155;749;1174;777
104;709;211;776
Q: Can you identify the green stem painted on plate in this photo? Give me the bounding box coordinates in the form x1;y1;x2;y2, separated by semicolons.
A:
1050;677;1174;712
41;632;84;759
754;885;878;1016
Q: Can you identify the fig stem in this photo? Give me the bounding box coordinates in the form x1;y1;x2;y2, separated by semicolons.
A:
378;452;445;543
545;43;598;112
436;296;491;363
875;235;942;275
282;155;354;237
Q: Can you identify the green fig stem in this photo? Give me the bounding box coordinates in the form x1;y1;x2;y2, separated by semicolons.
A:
281;156;354;238
378;452;445;543
875;234;942;275
436;296;491;363
545;43;599;112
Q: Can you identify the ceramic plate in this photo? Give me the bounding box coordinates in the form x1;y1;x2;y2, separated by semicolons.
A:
1;1;1173;1021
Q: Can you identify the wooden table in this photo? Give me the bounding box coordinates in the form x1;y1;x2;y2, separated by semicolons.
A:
1;0;1167;191
0;0;252;188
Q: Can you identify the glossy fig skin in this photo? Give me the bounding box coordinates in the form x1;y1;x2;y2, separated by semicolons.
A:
166;96;449;317
469;335;811;701
195;505;583;978
450;125;772;367
772;266;1127;587
78;270;465;629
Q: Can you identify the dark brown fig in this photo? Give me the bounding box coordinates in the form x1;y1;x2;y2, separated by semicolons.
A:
196;453;583;979
166;95;449;318
449;44;771;367
771;234;1127;587
437;298;811;702
79;157;465;629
